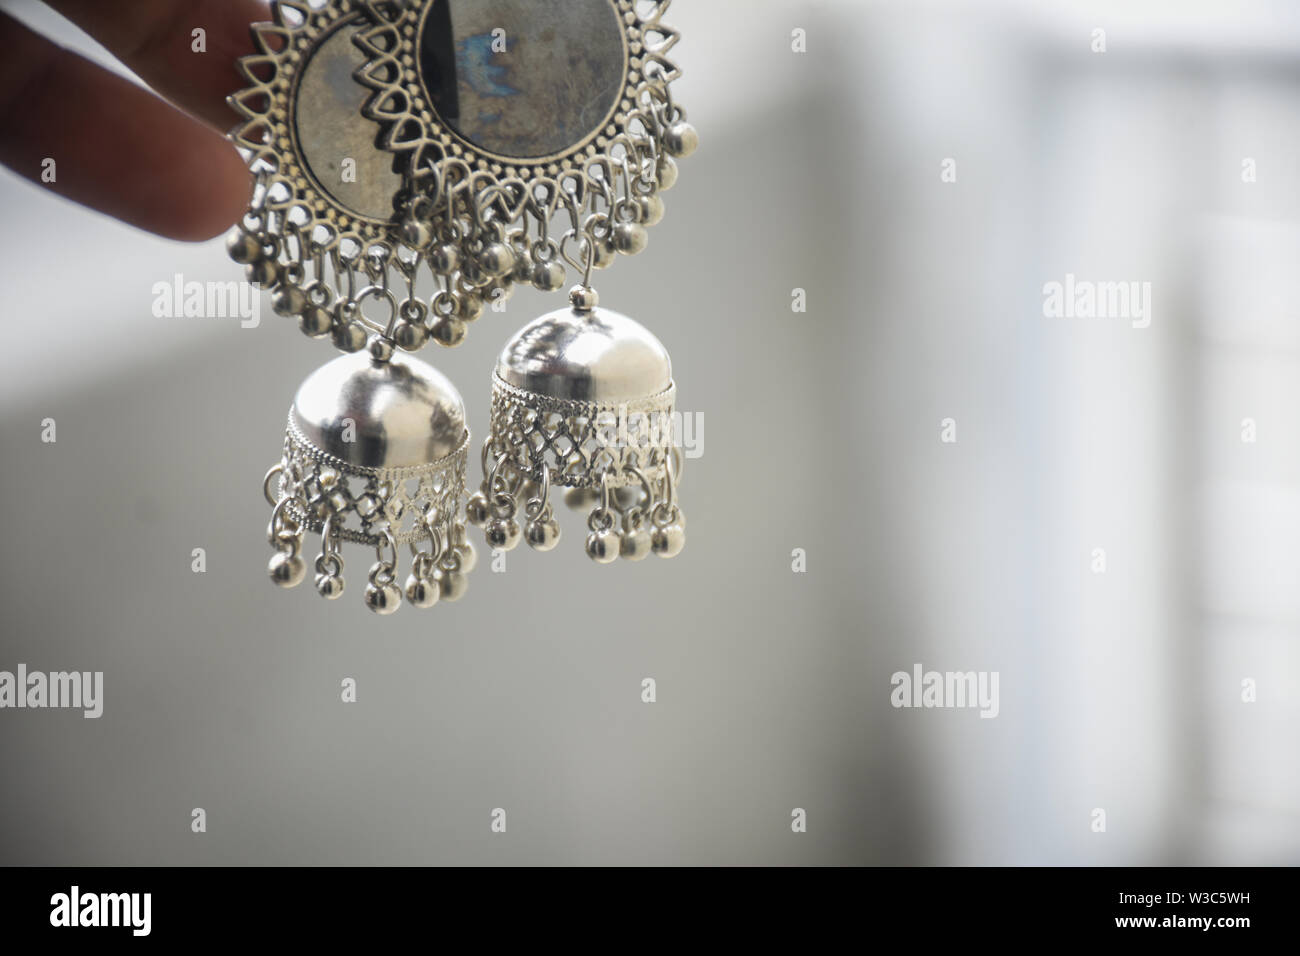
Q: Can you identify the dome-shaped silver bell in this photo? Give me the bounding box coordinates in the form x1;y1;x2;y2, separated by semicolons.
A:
264;346;474;612
468;287;685;563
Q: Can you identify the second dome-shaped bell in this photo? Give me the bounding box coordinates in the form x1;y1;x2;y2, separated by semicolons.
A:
467;287;685;563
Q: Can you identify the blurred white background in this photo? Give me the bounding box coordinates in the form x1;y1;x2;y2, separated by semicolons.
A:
0;0;1296;865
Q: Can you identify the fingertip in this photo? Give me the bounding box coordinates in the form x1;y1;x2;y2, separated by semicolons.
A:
162;142;252;242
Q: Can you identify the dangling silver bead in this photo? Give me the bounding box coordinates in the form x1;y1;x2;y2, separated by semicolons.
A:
247;258;281;288
620;527;652;561
332;321;368;353
565;487;600;510
457;294;485;323
651;522;686;558
485;517;522;551
315;573;344;599
273;285;307;317
434;567;468;602
591;238;618;270
585;527;620;564
478;241;515;278
656;155;679;190
300;306;333;338
430;243;459;274
466;491;491;526
393;321;428;352
533;260;566;292
636;195;665;226
525;518;561;551
364;581;402;614
400;218;432;248
431;315;467;347
612;221;648;256
226;231;262;264
512;248;538;283
456;539;478;573
664;120;699;158
268;551;306;587
404;573;439;608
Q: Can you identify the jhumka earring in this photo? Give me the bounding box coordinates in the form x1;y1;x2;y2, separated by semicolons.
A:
225;0;693;611
469;275;684;563
354;0;695;563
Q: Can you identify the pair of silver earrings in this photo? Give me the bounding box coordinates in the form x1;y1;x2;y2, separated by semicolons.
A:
229;0;695;612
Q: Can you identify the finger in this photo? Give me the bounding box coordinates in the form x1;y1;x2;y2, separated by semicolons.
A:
44;0;270;132
0;12;250;241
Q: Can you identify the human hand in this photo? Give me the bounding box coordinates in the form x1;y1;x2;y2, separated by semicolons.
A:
0;0;268;241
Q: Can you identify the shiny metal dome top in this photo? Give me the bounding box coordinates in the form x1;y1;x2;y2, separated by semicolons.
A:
495;304;672;403
290;351;466;470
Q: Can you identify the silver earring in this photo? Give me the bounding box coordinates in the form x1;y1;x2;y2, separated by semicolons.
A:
351;0;694;563
264;341;472;612
469;274;685;564
224;0;693;609
228;1;477;612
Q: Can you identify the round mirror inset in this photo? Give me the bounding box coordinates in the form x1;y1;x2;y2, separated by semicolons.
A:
293;21;402;222
419;0;628;160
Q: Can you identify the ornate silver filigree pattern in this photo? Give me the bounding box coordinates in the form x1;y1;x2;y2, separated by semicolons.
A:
487;376;675;489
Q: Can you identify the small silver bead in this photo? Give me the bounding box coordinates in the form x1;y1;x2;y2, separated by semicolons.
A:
364;582;402;614
268;551;306;587
636;195;665;226
612;222;648;256
299;306;333;338
332;321;368;353
273;286;307;317
620;527;652;561
465;492;491;526
533;260;566;292
393;321;428;351
457;293;484;322
664;121;698;158
368;335;395;363
315;573;344;599
568;285;599;311
564;486;600;510
525;518;561;552
485;517;522;551
404;574;439;608
226;231;262;264
457;540;478;573
651;522;686;558
512;249;537;283
431;316;467;347
246;258;281;288
656;155;679;190
400;218;432;248
478;241;515;278
430;243;459;274
591;238;617;270
585;527;620;564
434;568;468;602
